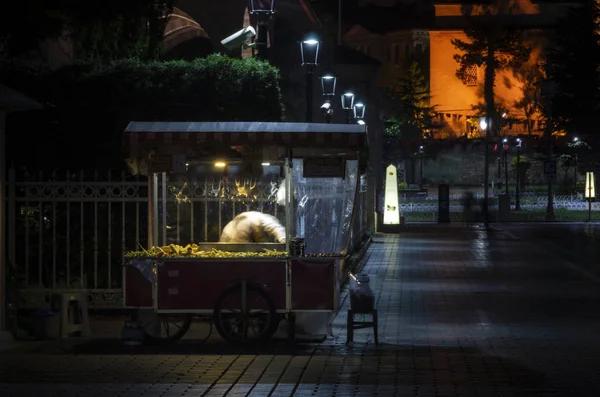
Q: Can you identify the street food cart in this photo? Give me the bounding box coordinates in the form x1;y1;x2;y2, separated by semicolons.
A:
122;121;367;344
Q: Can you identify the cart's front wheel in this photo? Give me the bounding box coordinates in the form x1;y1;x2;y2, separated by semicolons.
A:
213;282;278;345
133;310;192;343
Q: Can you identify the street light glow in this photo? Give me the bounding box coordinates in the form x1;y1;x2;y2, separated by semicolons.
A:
303;39;319;45
357;120;366;125
214;161;227;168
479;118;488;130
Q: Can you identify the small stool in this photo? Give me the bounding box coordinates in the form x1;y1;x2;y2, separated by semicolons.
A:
347;309;378;345
54;293;91;338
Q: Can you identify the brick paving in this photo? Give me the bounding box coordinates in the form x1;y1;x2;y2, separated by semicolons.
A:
2;225;600;396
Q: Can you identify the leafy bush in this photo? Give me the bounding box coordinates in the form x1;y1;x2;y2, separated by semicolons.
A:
1;55;285;170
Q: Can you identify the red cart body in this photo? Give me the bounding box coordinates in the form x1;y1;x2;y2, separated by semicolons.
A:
124;257;340;313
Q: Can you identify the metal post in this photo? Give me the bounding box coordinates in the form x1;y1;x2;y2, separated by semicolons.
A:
256;18;269;60
589;196;592;223
306;66;313;122
497;156;501;192
0;112;5;331
419;155;423;190
574;154;578;193
338;0;342;46
284;157;293;254
515;148;521;211
504;150;509;195
482;117;490;228
162;172;167;246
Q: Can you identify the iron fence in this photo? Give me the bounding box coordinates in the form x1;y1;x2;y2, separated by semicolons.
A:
8;169;368;309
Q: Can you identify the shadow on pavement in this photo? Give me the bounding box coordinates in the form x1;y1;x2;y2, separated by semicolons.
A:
0;340;548;390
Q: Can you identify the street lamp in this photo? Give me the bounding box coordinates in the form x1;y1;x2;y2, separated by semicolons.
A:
479;117;488;131
249;0;275;59
341;90;355;124
299;35;321;122
319;70;337;123
515;137;522;211
353;101;365;119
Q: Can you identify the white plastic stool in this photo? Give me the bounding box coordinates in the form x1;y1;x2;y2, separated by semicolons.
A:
55;293;91;338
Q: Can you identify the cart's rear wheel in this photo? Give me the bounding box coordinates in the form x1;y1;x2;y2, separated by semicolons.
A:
133;310;192;343
213;282;278;345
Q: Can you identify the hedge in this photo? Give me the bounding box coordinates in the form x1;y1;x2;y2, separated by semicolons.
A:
1;55;285;171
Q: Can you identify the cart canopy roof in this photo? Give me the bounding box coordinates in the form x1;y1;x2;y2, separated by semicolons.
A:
123;121;368;176
124;121;367;156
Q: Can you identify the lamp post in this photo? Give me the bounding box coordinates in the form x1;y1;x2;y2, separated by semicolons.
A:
418;145;424;190
299;35;320;122
479;116;490;227
586;171;595;222
249;0;275;59
319;71;337;123
341;90;355;124
515;137;522;211
573;136;579;193
502;137;509;195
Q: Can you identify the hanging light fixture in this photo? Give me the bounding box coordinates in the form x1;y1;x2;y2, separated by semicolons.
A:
319;71;337;96
249;0;275;14
341;90;355;110
299;35;321;66
353;101;365;119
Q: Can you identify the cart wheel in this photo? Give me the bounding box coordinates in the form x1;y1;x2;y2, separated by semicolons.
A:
132;310;192;343
213;282;278;345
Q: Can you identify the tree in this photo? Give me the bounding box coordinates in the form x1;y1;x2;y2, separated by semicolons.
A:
384;60;439;183
0;0;66;60
545;0;600;136
0;0;173;63
385;60;438;140
451;1;532;227
63;0;174;62
514;64;543;136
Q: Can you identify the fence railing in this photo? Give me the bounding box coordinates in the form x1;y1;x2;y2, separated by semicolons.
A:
8;169;369;309
8;169;147;309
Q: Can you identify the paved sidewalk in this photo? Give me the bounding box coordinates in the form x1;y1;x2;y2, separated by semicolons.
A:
2;226;600;396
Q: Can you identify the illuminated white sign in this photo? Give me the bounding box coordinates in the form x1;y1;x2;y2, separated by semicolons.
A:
383;165;400;225
585;172;595;199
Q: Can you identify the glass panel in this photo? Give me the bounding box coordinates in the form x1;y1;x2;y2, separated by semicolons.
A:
159;167;285;244
291;159;358;254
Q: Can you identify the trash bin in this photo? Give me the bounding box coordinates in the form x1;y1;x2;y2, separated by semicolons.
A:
33;309;60;340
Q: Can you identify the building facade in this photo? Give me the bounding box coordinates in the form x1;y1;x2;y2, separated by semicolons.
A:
343;0;577;138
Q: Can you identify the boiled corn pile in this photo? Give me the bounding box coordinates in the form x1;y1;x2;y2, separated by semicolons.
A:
124;244;287;259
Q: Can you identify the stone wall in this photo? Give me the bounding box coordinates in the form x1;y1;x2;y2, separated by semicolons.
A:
419;143;568;186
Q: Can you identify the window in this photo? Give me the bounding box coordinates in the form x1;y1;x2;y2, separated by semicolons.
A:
465;65;477;86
